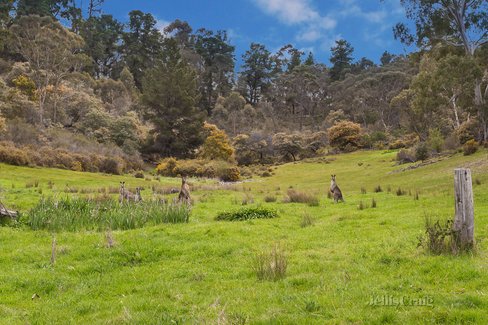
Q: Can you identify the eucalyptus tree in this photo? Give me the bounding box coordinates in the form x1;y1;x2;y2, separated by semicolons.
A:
393;0;488;140
10;15;86;125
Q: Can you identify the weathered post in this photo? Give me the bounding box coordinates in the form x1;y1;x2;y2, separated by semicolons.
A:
453;168;475;248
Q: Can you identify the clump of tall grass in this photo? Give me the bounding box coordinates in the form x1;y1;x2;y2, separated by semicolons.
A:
371;198;377;208
216;207;278;221
374;185;382;193
241;193;254;205
28;197;190;232
253;244;287;281
300;214;315;228
25;180;39;188
264;195;277;203
418;216;475;255
283;189;319;206
358;200;366;210
396;187;407;196
418;217;454;255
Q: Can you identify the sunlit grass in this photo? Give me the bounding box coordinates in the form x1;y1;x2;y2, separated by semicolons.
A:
0;149;487;323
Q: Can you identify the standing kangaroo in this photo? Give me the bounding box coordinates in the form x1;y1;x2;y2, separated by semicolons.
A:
178;176;191;205
119;182;140;203
134;187;143;202
330;175;344;203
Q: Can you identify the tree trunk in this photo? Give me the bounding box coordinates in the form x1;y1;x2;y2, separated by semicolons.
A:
474;80;487;141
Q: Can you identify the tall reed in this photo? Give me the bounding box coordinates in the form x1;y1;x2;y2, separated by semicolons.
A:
28;197;190;232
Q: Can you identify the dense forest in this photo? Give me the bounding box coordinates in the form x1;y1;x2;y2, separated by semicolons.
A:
0;0;486;178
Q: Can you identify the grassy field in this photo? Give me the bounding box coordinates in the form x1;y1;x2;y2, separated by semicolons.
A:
1;149;487;324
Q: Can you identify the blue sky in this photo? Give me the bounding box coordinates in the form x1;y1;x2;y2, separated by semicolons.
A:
98;0;414;67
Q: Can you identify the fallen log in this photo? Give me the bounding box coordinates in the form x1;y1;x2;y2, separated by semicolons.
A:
0;203;18;219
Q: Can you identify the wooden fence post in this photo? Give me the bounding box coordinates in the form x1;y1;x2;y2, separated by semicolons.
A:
454;168;475;248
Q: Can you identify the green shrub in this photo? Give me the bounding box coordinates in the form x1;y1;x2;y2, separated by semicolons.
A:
28;198;190;232
416;217;472;255
415;143;429;161
216;207;278;221
427;128;444;153
463;139;478;156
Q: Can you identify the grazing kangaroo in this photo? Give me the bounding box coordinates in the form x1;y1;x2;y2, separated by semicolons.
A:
330;175;344;203
119;182;139;203
178;176;191;205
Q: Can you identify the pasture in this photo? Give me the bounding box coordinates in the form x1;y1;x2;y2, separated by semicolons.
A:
0;149;487;324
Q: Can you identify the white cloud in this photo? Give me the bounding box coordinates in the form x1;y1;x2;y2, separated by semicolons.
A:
156;19;170;33
253;0;319;24
253;0;337;45
297;28;321;42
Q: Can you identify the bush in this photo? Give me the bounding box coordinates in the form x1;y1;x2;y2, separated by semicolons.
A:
264;195;277;203
396;148;416;164
389;133;420;149
463;139;478;156
71;161;83;172
253;244;287;281
327;121;362;151
0;140;137;175
416;217;473;255
427;128;444;153
199;122;235;162
156;158;240;182
99;157;123;175
216;207;278;221
0;142;30;166
134;171;145;179
283;189;319;206
415;143;429;161
456;119;479;144
219;166;240;182
362;131;387;149
156;157;178;175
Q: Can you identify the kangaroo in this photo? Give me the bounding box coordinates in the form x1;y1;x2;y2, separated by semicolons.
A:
178;176;191;205
330;175;344;203
119;182;137;203
134;187;143;202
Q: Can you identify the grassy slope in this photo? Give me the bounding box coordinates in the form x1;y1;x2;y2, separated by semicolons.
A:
0;149;487;324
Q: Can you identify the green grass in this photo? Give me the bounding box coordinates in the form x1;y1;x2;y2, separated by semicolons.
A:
0;149;488;323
